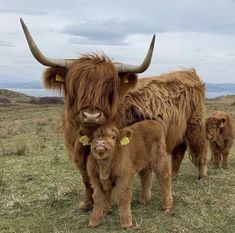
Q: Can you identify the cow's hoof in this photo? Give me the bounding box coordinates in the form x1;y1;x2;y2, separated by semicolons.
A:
71;202;92;215
197;176;207;185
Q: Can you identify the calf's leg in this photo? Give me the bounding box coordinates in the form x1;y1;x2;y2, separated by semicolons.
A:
138;168;153;204
155;153;173;211
115;178;133;229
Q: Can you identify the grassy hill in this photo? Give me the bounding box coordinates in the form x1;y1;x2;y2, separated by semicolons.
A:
0;89;235;233
0;89;63;105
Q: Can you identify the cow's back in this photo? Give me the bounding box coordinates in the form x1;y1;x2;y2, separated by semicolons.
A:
116;69;205;153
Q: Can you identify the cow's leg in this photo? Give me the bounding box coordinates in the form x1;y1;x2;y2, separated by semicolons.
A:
154;153;173;211
186;120;207;181
138;168;153;204
78;169;93;210
171;141;187;180
73;146;93;213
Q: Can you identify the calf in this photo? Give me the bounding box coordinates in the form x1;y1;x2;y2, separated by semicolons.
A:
86;120;172;228
206;111;234;169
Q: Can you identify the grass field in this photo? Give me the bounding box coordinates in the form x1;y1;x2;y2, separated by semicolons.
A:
0;90;235;233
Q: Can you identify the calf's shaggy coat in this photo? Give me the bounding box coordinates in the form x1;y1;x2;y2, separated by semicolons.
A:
206;111;234;169
87;120;172;228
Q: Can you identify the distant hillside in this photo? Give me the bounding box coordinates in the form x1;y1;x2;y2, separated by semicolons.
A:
0;81;43;89
206;83;235;93
0;89;63;105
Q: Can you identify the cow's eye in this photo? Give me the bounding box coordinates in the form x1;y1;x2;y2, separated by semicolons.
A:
111;135;116;140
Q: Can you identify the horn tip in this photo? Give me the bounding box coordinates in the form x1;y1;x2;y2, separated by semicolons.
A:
20;17;25;27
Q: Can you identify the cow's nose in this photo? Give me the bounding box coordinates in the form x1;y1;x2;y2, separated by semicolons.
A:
83;111;101;122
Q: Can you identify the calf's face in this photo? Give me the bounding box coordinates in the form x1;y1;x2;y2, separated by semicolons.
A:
91;124;132;160
206;117;225;142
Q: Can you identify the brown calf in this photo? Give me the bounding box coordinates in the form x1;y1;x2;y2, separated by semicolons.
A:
206;111;234;169
86;120;172;228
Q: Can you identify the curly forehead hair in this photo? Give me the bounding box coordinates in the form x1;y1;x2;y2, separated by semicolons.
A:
66;54;120;117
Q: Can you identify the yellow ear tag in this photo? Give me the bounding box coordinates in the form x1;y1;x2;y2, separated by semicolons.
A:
56;74;64;82
219;122;224;128
79;135;90;146
120;136;130;146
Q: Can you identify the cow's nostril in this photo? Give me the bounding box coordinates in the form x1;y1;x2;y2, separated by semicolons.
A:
95;112;101;120
83;111;88;119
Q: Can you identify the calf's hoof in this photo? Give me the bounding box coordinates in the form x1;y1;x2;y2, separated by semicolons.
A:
138;195;151;205
89;220;101;228
222;164;229;169
121;222;132;229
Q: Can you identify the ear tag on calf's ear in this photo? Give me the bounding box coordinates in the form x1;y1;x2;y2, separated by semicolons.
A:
79;135;90;146
56;74;64;82
120;136;130;146
219;122;224;128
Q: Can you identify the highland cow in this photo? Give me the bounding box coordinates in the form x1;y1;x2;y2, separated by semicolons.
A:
20;19;207;212
206;111;234;169
87;120;172;228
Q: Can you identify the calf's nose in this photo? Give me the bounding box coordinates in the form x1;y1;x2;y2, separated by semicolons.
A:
96;140;105;147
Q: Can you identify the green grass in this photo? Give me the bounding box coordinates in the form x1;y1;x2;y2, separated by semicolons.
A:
0;95;235;233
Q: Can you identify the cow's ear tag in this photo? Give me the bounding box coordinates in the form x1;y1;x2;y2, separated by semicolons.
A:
79;135;90;145
56;74;64;82
120;136;130;146
219;122;224;128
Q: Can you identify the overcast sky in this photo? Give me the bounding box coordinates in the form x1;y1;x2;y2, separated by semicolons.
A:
1;0;235;84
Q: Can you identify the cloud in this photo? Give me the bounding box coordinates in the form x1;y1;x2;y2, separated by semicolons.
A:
0;9;47;15
62;18;161;45
0;41;14;47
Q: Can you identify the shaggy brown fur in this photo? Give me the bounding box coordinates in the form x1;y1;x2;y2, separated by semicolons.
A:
87;120;172;228
206;111;234;169
43;54;207;211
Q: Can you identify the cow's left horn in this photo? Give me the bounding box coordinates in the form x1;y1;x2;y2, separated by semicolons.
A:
20;18;75;68
115;34;155;73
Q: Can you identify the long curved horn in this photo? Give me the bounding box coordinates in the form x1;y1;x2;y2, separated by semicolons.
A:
20;18;76;68
115;34;156;73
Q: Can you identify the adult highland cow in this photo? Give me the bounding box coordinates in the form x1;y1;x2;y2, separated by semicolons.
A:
20;18;207;211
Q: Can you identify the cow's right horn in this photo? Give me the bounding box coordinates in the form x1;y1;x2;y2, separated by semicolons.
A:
115;34;156;73
20;18;75;68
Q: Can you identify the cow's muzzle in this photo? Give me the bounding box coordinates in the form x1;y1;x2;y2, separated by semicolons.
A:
78;109;106;125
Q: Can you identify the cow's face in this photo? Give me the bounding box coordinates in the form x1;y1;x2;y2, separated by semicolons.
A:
43;55;137;127
206;117;225;142
20;19;154;127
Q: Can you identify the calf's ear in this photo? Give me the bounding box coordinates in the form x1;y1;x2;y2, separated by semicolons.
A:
218;118;226;128
43;67;67;92
119;128;133;146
